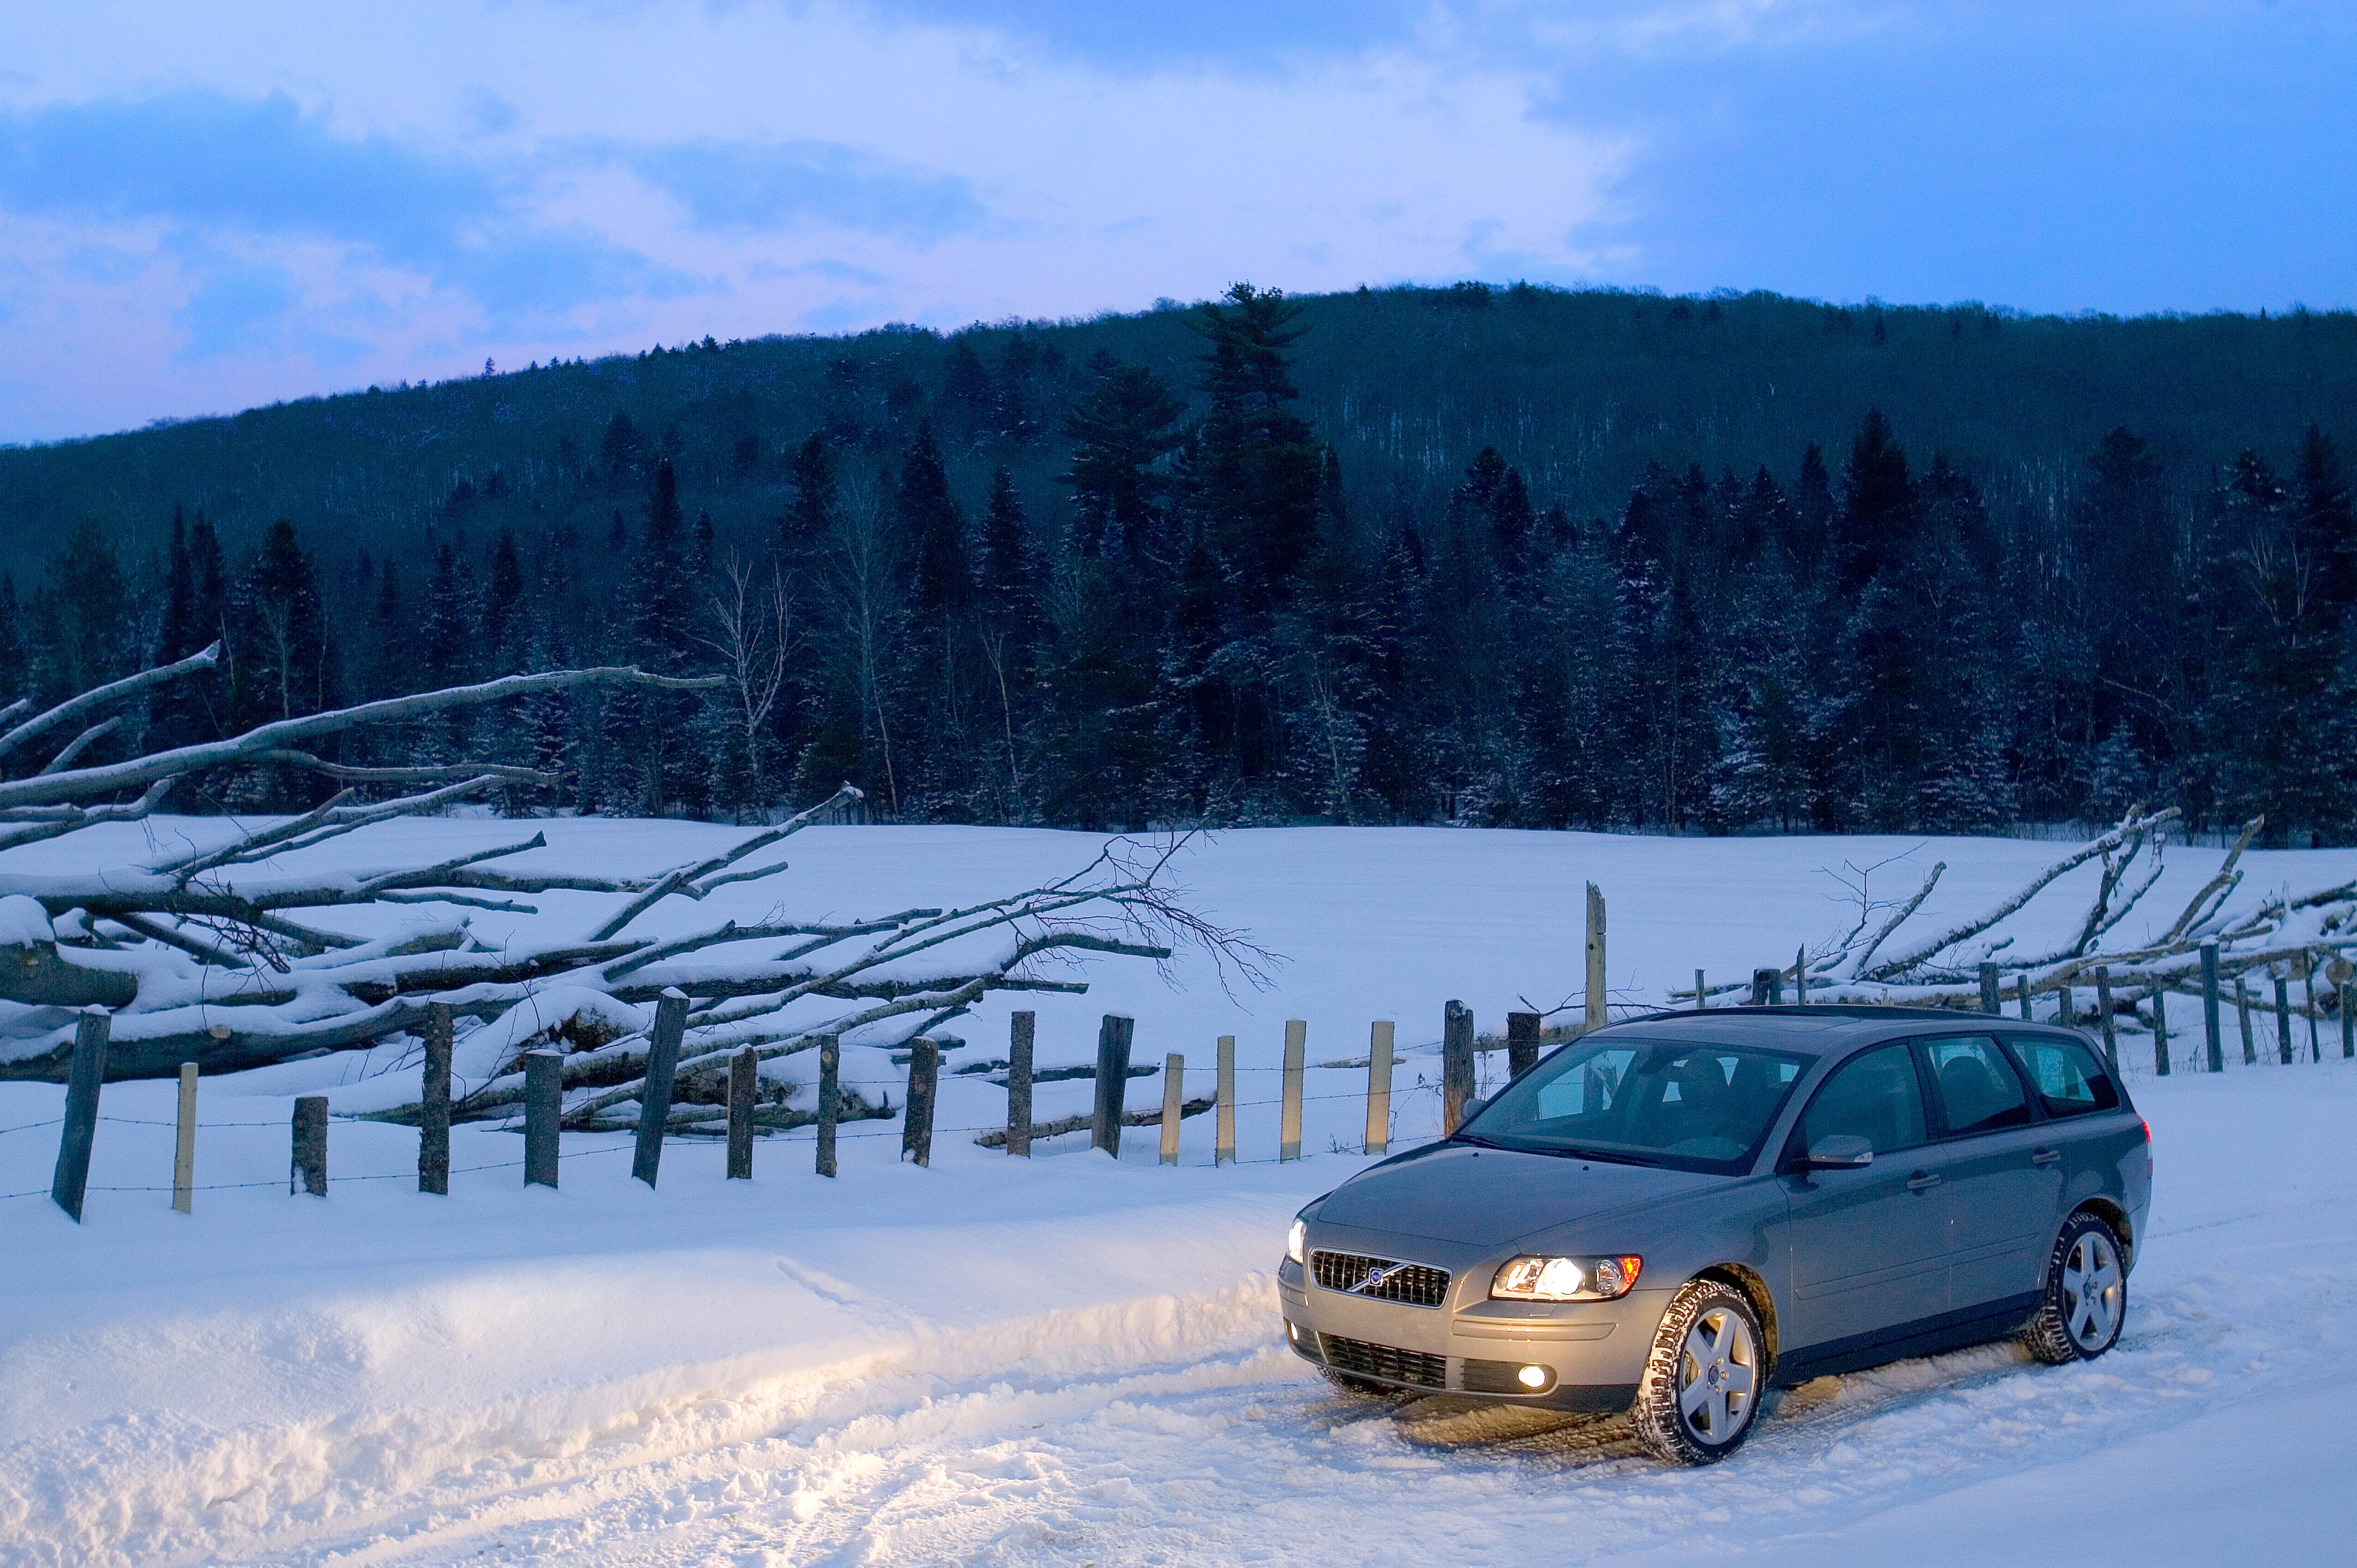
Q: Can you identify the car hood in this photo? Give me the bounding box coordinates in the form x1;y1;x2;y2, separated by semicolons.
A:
1313;1141;1724;1249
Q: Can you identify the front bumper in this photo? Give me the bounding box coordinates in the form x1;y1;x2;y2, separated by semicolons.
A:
1278;1254;1660;1412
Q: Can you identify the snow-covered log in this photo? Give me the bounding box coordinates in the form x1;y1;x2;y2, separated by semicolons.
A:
0;654;1249;1110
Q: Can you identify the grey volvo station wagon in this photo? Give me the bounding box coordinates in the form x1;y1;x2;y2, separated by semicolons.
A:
1279;1006;2151;1464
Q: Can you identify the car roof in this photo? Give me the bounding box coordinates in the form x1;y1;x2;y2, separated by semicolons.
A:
1589;1004;2093;1059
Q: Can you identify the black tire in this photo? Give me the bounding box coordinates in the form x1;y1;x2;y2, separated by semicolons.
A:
2022;1209;2127;1365
1632;1279;1767;1465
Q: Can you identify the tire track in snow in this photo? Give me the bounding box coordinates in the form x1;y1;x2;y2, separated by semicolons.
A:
205;1244;2357;1568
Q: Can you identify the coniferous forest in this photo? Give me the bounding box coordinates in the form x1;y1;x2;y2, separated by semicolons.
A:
4;283;2356;840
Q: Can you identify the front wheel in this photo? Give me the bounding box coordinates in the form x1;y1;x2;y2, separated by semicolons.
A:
1632;1279;1766;1464
2022;1210;2126;1365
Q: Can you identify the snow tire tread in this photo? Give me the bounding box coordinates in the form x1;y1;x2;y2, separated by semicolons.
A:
1632;1278;1765;1466
2021;1208;2126;1365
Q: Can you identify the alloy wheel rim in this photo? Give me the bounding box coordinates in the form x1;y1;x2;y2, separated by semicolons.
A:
1677;1305;1758;1444
2061;1230;2123;1349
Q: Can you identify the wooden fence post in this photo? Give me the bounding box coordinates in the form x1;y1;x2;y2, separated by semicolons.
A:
1280;1019;1306;1162
173;1061;197;1215
1506;1011;1540;1078
1006;1011;1035;1158
2300;952;2321;1061
419;1001;452;1196
1442;1001;1475;1135
525;1049;562;1188
2235;977;2256;1064
2343;981;2355;1059
2152;994;2170;1076
2058;985;2074;1029
1695;968;1707;1009
1750;968;1774;1005
2275;972;2293;1065
50;1010;110;1222
2201;943;2223;1072
632;989;688;1188
1980;961;2001;1016
1160;1053;1184;1166
1365;1021;1393;1155
1091;1014;1134;1157
903;1037;939;1166
1216;1035;1236;1166
726;1047;756;1179
816;1034;840;1178
2094;966;2119;1075
1794;945;1809;1005
291;1095;328;1197
1585;883;1608;1032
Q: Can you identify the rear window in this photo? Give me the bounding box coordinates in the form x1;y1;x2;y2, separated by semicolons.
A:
1924;1036;2034;1136
2004;1036;2120;1119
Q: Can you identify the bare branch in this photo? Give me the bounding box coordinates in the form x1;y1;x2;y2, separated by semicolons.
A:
249;749;560;787
2165;816;2262;943
0;640;220;763
1858;809;2179;982
1844;861;1945;978
38;716;126;775
0;664;723;810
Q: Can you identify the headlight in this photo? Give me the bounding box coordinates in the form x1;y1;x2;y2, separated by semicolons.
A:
1286;1217;1308;1265
1490;1254;1643;1302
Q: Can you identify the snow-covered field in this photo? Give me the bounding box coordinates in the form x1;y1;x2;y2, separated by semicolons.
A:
4;821;2355;1565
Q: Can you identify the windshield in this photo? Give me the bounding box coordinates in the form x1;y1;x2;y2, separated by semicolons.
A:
1460;1037;1811;1175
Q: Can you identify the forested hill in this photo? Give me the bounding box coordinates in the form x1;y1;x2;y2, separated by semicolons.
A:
3;283;2356;839
6;286;2355;579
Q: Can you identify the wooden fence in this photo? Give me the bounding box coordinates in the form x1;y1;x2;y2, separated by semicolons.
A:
12;887;2355;1222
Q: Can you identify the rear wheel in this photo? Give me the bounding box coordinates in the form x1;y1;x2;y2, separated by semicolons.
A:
2023;1209;2126;1364
1633;1279;1765;1464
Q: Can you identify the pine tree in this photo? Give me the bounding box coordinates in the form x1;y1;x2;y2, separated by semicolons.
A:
901;425;971;615
783;434;837;564
1186;284;1321;606
484;524;525;674
1061;358;1186;562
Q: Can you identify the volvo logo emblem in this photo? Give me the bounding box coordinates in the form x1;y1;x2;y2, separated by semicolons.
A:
1358;1264;1403;1295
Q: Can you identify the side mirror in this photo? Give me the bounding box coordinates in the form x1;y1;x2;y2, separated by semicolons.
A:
1458;1096;1489;1124
1799;1134;1874;1170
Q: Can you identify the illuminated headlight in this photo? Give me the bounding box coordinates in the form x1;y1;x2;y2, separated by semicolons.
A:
1287;1217;1308;1265
1490;1254;1643;1302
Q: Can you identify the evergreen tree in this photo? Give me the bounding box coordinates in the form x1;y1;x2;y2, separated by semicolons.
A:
1061;357;1186;562
900;425;971;615
1185;284;1321;605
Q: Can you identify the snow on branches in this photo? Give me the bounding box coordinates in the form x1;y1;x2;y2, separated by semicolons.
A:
0;652;1253;1138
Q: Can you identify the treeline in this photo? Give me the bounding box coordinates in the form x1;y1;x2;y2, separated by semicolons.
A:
6;283;2357;839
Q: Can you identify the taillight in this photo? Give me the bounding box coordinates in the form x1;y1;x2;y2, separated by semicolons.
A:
2141;1118;2153;1179
2139;1119;2150;1143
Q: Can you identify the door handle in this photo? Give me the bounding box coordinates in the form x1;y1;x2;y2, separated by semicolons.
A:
2032;1147;2063;1166
1906;1170;1942;1192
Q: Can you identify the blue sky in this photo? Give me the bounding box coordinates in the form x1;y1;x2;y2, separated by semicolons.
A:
1;1;2350;443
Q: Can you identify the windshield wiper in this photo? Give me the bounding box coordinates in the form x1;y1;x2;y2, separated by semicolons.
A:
1548;1145;1662;1168
1451;1132;1510;1150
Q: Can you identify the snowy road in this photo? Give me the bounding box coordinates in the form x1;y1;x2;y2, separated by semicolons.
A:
186;1067;2357;1568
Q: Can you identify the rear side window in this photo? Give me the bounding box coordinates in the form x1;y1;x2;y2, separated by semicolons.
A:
2005;1036;2120;1119
1795;1043;1928;1155
1925;1036;2033;1136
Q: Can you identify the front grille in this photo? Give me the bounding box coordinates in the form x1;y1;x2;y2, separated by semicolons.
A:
1311;1250;1451;1308
1319;1333;1448;1389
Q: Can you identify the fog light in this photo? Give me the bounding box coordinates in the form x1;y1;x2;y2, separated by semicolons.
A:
1286;1320;1301;1342
1516;1364;1550;1390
